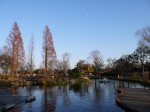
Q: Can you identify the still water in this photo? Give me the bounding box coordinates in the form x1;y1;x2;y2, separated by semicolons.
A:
9;80;146;112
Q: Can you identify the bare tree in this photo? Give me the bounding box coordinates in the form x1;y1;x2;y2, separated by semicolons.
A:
0;46;11;75
107;58;116;68
55;60;63;77
136;26;150;44
62;53;70;76
7;22;25;75
42;26;57;76
27;35;35;76
135;27;150;77
134;41;150;77
91;50;104;76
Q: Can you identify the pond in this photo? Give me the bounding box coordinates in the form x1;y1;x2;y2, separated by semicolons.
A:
9;80;147;112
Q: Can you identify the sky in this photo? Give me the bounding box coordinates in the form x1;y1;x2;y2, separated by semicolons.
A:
0;0;150;68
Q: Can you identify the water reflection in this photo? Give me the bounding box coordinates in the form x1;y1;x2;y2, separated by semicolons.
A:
9;80;147;112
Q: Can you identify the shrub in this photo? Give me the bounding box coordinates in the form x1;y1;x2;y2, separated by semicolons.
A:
42;79;48;86
68;68;81;78
49;80;57;86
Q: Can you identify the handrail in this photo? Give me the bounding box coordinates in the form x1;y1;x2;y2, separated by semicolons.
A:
0;95;28;105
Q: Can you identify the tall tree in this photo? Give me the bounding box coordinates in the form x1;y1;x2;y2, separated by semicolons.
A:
91;50;103;76
133;41;150;77
42;26;57;76
55;60;63;77
114;54;135;77
27;35;35;76
106;58;116;68
62;53;70;76
7;22;25;75
136;27;150;77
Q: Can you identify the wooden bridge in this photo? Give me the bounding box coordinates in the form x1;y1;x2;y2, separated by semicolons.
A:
116;88;150;112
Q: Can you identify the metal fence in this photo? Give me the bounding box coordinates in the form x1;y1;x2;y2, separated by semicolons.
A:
0;88;12;96
0;95;28;105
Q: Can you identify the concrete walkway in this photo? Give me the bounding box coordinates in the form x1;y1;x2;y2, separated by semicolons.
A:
116;88;150;112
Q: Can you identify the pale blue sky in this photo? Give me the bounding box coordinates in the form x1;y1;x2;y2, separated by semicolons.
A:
0;0;150;68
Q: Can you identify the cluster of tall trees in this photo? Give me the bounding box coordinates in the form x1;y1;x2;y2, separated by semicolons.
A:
1;22;150;78
105;26;150;77
0;22;57;76
71;26;150;78
69;50;104;78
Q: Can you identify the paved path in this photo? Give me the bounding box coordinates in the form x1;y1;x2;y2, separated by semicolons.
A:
116;88;150;112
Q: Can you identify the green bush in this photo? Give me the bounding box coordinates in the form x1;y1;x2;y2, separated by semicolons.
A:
58;80;69;86
42;79;48;86
75;78;89;84
42;79;57;87
68;68;81;78
49;80;57;86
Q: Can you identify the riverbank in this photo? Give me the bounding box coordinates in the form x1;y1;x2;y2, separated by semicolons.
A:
30;77;90;87
0;77;90;87
117;78;150;86
1;75;149;88
89;76;150;87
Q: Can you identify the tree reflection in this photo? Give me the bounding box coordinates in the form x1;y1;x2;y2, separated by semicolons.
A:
69;83;81;93
8;80;146;112
69;82;89;98
62;86;71;106
26;86;33;112
42;87;57;112
93;79;102;104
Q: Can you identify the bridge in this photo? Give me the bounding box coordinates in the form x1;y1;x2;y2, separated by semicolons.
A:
116;88;150;112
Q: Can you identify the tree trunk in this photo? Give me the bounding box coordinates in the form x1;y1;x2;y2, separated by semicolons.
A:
142;63;145;77
45;48;48;76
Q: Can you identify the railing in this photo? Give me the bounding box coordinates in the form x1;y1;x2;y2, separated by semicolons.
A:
0;88;12;96
0;95;28;105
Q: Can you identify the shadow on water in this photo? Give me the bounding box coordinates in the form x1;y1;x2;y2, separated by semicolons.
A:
8;79;147;112
69;83;82;93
